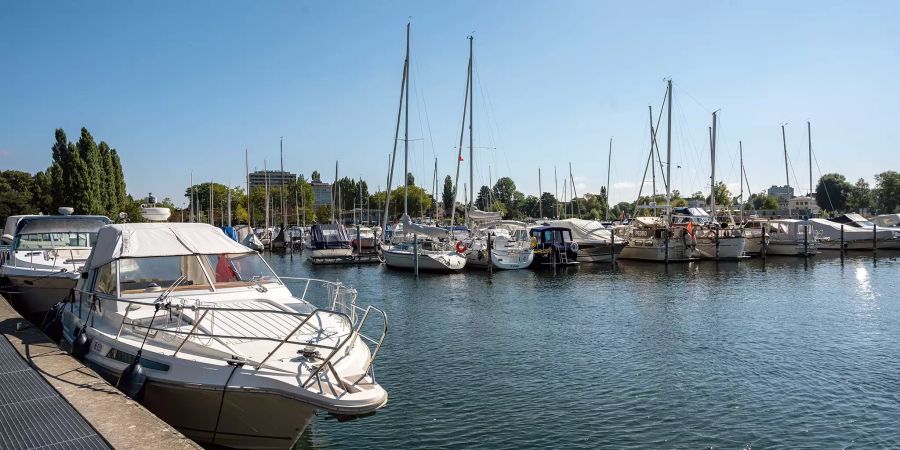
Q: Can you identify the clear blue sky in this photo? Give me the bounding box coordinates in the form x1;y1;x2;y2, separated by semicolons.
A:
2;1;898;207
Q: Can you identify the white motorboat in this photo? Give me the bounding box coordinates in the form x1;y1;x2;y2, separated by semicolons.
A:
464;220;533;270
742;218;818;256
544;218;626;263
809;214;900;250
872;214;900;228
0;214;110;316
53;222;387;449
306;223;354;264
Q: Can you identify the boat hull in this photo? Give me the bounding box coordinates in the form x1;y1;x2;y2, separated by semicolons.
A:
575;242;627;263
381;247;466;272
307;248;354;264
618;241;693;262
0;267;77;316
694;236;746;260
490;248;534;270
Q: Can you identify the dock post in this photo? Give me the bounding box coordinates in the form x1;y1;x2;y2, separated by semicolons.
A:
873;223;877;261
804;224;809;256
487;233;493;274
715;228;720;261
840;224;845;264
413;234;419;277
611;229;616;265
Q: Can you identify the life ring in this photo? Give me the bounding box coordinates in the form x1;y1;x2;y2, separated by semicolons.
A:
455;241;467;253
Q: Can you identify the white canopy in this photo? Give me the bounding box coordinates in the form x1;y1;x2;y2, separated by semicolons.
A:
872;214;900;228
468;208;502;222
88;223;253;269
401;214;449;240
545;218;613;243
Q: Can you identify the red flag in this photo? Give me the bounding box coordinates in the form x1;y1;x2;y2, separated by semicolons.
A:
458;154;464;162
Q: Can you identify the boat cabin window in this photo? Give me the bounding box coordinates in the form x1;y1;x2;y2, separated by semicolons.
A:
118;256;211;294
203;253;280;289
14;232;96;250
94;263;116;295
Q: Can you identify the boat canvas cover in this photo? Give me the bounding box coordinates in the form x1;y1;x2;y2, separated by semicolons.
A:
633;216;664;227
544;218;612;243
872;214;900;228
220;226;238;242
827;213;871;226
88;223;253;269
467;208;502;222
401;214;449;240
15;215;111;235
310;224;350;249
808;218;899;241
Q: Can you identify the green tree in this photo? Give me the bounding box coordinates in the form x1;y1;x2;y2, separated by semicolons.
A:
874;171;900;213
441;175;454;217
311;171;321;182
492;177;517;205
815;173;851;212
406;172;415;186
75;127;104;214
705;182;732;209
0;171;36;220
31;171;53;213
476;185;492;210
539;192;557;218
846;178;872;212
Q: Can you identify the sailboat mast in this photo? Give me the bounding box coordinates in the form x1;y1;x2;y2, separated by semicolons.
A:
807;121;812;196
554;165;559;219
382;24;409;241
280;137;286;229
403;23;410;217
606;138;612;221
451;37;472;228
665;79;672;207
468;36;474;213
782;123;791;217
538;168;542;218
264;160;269;232
739;140;744;223
649;105;657;201
333;161;338;223
710;111;717;218
245;149;250;226
209;180;214;225
189;172;194;222
781;124;790;187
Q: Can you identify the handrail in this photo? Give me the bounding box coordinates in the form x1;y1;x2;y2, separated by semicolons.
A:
71;275;387;393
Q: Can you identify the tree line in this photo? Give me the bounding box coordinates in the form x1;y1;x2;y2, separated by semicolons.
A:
0;128;128;224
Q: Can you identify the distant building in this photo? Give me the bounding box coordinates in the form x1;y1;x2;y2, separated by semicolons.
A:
311;180;333;206
249;170;297;192
767;185;794;201
788;196;820;217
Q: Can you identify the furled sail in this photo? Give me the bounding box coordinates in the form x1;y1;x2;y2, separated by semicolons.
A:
401;214;449;240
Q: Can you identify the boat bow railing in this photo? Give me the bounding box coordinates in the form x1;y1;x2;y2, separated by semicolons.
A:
73;276;387;395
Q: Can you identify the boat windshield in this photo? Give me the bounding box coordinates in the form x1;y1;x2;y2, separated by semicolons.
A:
118;256;211;294
15;232;96;250
203;253;280;289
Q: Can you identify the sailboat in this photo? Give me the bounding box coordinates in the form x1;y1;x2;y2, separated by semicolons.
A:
618;79;697;262
380;23;466;272
681;111;746;260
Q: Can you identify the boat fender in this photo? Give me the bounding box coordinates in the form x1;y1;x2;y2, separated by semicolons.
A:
530;236;538;248
40;303;64;343
117;355;148;401
455;241;467;253
71;326;91;360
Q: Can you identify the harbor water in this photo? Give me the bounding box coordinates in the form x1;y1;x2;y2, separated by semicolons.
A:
267;253;900;449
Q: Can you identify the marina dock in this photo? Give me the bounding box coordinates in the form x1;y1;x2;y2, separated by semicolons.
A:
0;295;199;450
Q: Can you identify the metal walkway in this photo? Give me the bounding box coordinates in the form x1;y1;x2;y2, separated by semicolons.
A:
0;334;110;450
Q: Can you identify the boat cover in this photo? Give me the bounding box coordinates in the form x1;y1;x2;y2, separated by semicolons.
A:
401;214;449;240
872;214;900;228
807;218;899;241
310;224;351;249
220;226;238;241
467;208;502;222
544;218;612;243
241;233;264;250
15;215;111;235
88;223;253;269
